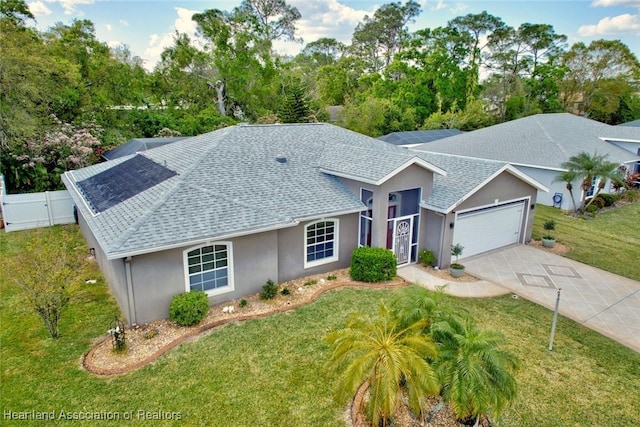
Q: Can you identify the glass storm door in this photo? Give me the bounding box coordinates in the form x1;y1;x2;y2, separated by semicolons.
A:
393;216;413;265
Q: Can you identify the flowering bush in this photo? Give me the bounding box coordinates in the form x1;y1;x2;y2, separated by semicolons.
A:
4;116;103;193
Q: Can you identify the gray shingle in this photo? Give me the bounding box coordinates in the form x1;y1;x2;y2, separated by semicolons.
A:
411;113;640;169
415;152;508;212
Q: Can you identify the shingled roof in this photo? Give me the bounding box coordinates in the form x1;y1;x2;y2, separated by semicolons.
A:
411;113;640;169
63;123;443;259
416;152;548;213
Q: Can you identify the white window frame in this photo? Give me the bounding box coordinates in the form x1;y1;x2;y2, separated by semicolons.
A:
304;219;339;269
183;241;234;296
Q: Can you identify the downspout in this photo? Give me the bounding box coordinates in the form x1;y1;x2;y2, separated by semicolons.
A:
436;212;446;269
124;257;137;326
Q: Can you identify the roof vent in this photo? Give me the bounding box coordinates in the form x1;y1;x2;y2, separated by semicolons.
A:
275;154;287;164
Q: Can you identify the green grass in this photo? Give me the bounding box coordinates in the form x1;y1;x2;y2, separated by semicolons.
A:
2;224;639;426
532;202;640;281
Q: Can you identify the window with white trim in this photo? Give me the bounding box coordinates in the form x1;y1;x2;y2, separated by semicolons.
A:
185;243;233;294
305;219;338;268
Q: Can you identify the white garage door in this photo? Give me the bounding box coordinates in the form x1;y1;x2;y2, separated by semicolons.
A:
453;201;525;259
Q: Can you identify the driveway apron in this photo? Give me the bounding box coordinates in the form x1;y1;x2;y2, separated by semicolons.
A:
463;245;640;353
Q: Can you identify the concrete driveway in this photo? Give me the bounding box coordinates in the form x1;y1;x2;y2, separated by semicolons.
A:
463;245;640;353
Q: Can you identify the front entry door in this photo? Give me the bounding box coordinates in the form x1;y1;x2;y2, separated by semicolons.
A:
392;216;413;265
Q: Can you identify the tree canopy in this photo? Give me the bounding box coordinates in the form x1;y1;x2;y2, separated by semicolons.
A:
2;0;639;193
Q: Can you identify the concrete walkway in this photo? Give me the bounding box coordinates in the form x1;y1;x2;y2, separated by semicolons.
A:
398;245;640;353
397;264;509;298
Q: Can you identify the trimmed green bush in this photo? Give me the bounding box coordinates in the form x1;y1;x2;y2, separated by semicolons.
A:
260;279;278;300
169;291;210;326
350;247;397;282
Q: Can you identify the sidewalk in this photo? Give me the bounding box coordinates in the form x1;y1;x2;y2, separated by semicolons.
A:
397;264;510;298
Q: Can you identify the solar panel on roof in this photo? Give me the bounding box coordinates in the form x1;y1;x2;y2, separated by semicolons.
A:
77;155;177;213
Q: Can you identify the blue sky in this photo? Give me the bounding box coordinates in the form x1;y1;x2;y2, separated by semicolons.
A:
27;0;640;70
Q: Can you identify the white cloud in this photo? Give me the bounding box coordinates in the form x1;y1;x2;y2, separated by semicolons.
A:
578;13;640;36
28;1;52;16
144;7;200;71
49;0;94;16
105;23;112;31
119;20;129;27
433;0;447;11
591;0;640;9
107;40;121;48
449;2;469;15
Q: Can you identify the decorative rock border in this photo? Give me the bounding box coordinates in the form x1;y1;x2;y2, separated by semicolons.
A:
83;279;409;376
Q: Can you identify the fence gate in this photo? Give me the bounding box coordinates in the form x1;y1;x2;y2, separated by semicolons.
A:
1;190;75;232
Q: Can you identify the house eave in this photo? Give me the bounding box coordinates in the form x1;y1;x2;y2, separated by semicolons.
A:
104;206;366;260
105;221;300;260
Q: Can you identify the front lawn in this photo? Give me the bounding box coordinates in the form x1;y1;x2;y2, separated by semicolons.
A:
532;201;640;281
1;226;639;426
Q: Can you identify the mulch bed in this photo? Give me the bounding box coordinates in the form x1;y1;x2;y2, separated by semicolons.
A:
82;269;408;376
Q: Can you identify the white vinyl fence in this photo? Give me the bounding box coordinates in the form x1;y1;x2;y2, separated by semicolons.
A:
1;178;76;232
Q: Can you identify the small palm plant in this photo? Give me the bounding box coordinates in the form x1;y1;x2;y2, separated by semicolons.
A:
432;314;520;427
324;303;440;426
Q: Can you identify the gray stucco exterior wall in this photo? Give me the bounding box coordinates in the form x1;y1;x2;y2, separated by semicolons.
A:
127;231;280;325
277;213;359;283
439;171;539;267
77;211;129;322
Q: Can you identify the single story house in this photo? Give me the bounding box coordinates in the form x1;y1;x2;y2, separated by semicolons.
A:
102;137;188;161
63;123;546;325
410;113;640;210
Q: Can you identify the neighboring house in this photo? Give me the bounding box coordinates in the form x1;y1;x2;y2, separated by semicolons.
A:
63;123;546;325
411;113;640;210
378;129;464;148
618;119;640;127
102;137;188;161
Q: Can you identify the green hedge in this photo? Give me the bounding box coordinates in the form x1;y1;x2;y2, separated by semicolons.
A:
350;247;397;282
169;290;210;326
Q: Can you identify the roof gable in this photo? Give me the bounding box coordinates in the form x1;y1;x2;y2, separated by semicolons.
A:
416;152;547;213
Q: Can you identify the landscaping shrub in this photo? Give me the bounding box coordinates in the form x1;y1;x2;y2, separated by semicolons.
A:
239;299;248;308
327;274;337;281
281;287;291;296
260;279;278;300
169;291;210;326
591;196;606;209
350;247;397;282
596;193;618;207
418;249;437;267
304;279;317;286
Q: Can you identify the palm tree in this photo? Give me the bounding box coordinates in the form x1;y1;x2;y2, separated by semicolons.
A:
552;170;579;213
325;303;440;426
391;286;451;334
431;314;519;426
561;152;620;212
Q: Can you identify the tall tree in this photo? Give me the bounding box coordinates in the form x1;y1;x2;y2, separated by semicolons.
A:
351;1;421;72
561;39;640;121
448;11;506;98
